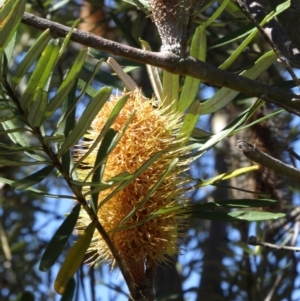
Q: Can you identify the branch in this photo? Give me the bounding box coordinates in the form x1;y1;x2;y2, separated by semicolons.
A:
234;0;300;69
236;140;300;182
21;12;300;116
233;0;300;86
248;235;300;252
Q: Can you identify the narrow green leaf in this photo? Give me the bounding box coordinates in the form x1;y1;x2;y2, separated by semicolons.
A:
140;39;162;101
45;49;88;118
201;50;276;115
0;128;30;135
0;176;76;199
152;198;278;217
73;93;130;173
162;71;179;112
60;278;76;301
0;159;50;166
209;24;255;50
75;59;104;104
27;88;48;127
59;78;78;174
179;100;202;139
199;165;259;186
204;0;231;27
195;99;263;156
190;210;285;221
58;19;81;58
12;29;51;88
0;0;26;51
54;221;96;295
11;166;54;190
90;129;118;211
21;40;60;111
178;24;206;112
18;291;35;301
39;204;81;272
56;77;78;139
109;11;139;47
4;31;16;64
81;62;124;90
58;87;113;157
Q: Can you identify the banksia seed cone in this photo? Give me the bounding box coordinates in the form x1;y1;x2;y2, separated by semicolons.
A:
150;0;184;53
75;90;189;286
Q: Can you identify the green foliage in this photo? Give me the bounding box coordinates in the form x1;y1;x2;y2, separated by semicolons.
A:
39;204;81;272
1;0;296;300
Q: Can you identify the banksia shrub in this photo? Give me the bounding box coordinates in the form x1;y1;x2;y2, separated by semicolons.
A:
75;90;190;286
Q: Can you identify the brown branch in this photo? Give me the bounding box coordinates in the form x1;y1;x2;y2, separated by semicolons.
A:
21;12;300;116
236;140;300;182
233;0;300;86
248;235;300;252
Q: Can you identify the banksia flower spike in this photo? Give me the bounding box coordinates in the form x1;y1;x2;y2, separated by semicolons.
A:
75;90;190;287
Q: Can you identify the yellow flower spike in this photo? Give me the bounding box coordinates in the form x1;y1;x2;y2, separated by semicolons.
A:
75;89;190;286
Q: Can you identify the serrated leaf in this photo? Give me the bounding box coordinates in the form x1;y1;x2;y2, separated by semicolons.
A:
39;204;81;272
90;128;118;211
12;29;51;88
11;166;54;190
60;278;76;301
0;0;26;51
58;87;113;157
54;221;96;295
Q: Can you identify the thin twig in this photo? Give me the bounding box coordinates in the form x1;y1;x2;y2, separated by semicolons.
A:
248;235;300;252
233;0;300;71
288;147;300;163
20;12;300;116
236;140;300;182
